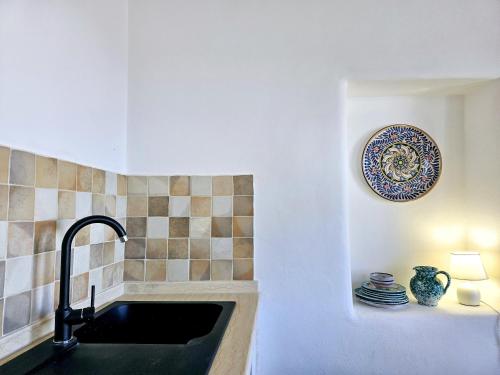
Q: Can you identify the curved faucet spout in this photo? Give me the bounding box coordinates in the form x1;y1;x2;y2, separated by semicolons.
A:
54;215;127;345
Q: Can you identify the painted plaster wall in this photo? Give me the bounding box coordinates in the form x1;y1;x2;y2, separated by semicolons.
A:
0;0;128;173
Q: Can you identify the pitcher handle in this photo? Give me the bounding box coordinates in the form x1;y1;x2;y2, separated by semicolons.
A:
436;271;451;294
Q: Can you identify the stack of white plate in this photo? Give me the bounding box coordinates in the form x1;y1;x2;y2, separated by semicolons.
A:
355;279;409;310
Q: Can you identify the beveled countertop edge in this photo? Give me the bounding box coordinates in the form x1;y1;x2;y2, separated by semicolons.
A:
124;280;258;294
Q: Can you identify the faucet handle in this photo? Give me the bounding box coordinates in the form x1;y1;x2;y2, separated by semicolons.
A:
90;285;95;308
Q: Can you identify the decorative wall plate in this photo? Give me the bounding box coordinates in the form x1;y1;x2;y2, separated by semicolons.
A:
362;124;441;202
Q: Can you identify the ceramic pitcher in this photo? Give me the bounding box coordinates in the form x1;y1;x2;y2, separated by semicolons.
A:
410;266;451;306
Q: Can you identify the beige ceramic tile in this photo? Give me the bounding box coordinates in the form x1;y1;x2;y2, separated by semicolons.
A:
170;176;190;196
191;197;211;217
211;217;232;238
32;251;55;287
34;220;56;253
168;239;188;259
191;176;211;196
35;155;57;188
127;176;147;195
148;176;169;196
233;196;254;216
58;191;75;219
75;225;90;247
233;238;254;258
167;260;188;281
0;146;9;184
4;256;33;296
92;194;105;215
102;264;114;289
212;196;232;217
212;176;233;196
125;238;146;259
0;184;7;220
7;222;34;257
169;217;189;238
34;188;58;221
233;259;254;280
211;260;232;281
72;272;89;303
10;150;35;186
104;225;117;242
124;260;144;281
190;260;210;281
168;196;189;217
211;238;233;259
3;291;31;334
31;283;54;322
105;172;117;195
145;260;166;281
147;217;168;239
0;261;4;298
146;239;168;259
8;186;34;221
233;217;254;237
92;169;105;194
127;217;147;238
105;195;116;217
117;174;127;196
127;196;148;217
90;243;103;269
0;299;3;335
190;239;210;259
103;241;115;265
77;165;92;192
233;175;254;195
190;217;211;239
148;196;169;216
58;160;77;191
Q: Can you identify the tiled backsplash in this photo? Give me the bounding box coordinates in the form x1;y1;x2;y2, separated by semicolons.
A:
0;146;127;339
0;145;255;341
124;175;254;282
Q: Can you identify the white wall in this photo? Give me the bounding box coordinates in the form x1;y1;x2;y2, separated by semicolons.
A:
127;1;500;374
348;96;466;287
0;0;128;172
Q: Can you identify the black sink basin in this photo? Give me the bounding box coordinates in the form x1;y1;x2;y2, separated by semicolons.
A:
0;301;235;375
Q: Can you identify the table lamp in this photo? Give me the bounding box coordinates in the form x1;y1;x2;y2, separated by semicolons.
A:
449;251;488;306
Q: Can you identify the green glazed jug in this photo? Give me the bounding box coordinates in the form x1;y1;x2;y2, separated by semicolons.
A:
410;266;451;306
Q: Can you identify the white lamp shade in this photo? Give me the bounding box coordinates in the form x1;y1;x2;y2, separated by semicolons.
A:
449;251;488;281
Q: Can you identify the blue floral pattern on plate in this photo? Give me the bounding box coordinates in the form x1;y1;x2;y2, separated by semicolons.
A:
362;124;442;201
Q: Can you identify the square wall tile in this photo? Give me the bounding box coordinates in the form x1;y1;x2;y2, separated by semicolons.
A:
124;260;144;281
32;251;55;288
127;196;147;217
233;259;254;280
167;260;188;281
73;245;90;275
0;260;4;298
168;197;189;217
35;156;57;188
0;221;7;259
58;191;75;219
233;217;253;237
34;188;57;221
105;195;116;217
211;260;232;281
0;299;3;335
127;217;147;238
75;225;90;247
102;264;114;289
191;197;211;217
115;241;125;262
147;217;168;239
233;238;254;258
117;174;127;196
34;220;56;253
0;146;9;183
190;239;210;259
190;260;210;281
170;176;190;196
149;196;169;217
233;196;253;216
191;176;211;196
233;175;254;195
31;284;54;322
89;268;103;294
72;272;89;303
92;169;105;194
211;238;233;260
58;160;77;190
127;176;147;195
212;176;233;196
90;243;103;269
5;256;33;296
10;150;35;186
168;239;188;259
148;176;169;196
3;291;31;334
125;238;146;259
190;218;211;239
90;223;104;245
211;217;232;238
76;192;92;218
145;260;166;281
146;239;167;259
105;172;117;195
8;222;34;257
0;185;8;220
10;186;35;221
116;196;127;218
169;218;189;238
77;165;92;192
103;242;115;265
212;196;232;217
55;220;74;251
92;194;105;215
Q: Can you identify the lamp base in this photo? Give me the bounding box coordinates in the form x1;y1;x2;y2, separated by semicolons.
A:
457;282;481;306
